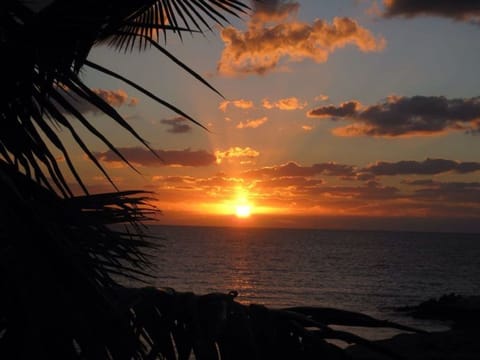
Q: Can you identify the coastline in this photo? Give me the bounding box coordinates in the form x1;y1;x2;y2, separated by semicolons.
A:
347;294;480;359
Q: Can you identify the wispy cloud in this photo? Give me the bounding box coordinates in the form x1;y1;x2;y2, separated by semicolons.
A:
307;95;480;136
242;161;356;178
263;97;307;110
314;94;329;102
237;116;268;129
217;1;385;76
219;99;254;112
215;147;260;164
253;176;325;189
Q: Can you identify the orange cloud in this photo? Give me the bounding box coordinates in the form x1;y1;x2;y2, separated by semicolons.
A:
215;147;260;164
253;176;324;189
59;87;139;114
237;116;268;129
262;97;307;110
219;99;254;112
217;5;386;76
93;88;138;107
149;174;248;206
242;161;356;178
125;157;480;224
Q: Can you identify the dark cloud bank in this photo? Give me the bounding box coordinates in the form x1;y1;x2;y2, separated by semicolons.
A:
308;95;480;136
95;147;216;167
160;117;192;134
383;0;480;22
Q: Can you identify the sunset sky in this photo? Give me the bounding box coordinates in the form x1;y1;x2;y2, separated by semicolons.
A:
67;0;480;232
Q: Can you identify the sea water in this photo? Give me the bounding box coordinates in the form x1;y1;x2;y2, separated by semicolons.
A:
135;225;480;339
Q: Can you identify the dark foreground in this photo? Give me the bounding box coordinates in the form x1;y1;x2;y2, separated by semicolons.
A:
347;294;480;359
347;329;479;359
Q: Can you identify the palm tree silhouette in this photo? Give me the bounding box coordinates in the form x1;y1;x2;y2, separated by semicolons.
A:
0;1;417;358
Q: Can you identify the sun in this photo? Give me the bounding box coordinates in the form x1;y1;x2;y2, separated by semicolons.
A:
232;187;253;219
235;204;251;218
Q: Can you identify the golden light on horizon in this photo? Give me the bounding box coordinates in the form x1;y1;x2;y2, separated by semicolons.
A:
233;187;253;219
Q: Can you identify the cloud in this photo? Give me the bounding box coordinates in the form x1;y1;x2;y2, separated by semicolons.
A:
160;116;192;133
262;97;307;110
215;147;260;164
242;161;356;178
382;0;480;22
254;176;325;189
254;178;400;202
93;88;138;108
314;94;329;102
149;174;246;205
307;95;480;137
351;172;377;182
152;174;242;191
308;100;360;118
219;99;254;112
364;158;480;176
135;157;480;221
237;116;268;129
59;88;139;114
324;181;400;200
95;147;216;167
402;179;437;186
217;1;385;76
251;0;301;23
413;181;480;204
240;157;480;183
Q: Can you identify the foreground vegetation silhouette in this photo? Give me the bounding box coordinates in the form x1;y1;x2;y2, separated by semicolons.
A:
0;1;421;358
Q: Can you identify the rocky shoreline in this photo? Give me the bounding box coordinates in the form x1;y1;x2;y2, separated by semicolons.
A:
346;294;480;359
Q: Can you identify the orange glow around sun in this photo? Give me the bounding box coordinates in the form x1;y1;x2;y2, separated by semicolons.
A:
187;186;280;220
233;187;253;219
235;203;251;218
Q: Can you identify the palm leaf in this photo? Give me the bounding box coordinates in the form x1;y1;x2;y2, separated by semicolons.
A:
1;0;249;195
99;0;250;49
0;160;159;358
85;59;210;131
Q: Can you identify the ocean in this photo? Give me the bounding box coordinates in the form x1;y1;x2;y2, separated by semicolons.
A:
137;225;480;340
